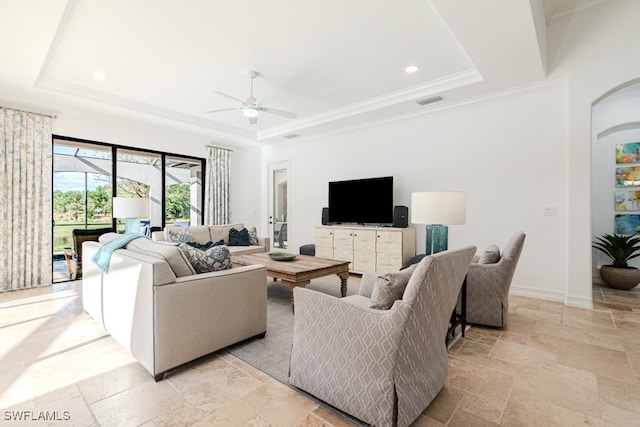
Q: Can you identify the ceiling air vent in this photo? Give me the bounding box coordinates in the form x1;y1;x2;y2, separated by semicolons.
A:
416;95;444;106
283;134;299;139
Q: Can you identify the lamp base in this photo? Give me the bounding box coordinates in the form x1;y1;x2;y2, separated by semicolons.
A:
426;224;448;255
124;218;142;234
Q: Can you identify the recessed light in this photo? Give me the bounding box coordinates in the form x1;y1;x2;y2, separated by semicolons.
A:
405;65;419;74
92;72;108;81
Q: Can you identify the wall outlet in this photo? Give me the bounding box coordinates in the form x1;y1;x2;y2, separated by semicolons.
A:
544;206;558;216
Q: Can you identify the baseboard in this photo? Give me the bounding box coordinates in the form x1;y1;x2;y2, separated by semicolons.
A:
510;284;593;310
510;284;565;302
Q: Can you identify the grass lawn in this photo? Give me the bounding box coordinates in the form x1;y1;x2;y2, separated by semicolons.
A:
53;222;113;251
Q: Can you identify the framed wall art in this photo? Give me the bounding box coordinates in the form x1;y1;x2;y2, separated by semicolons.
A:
616;142;640;164
614;214;640;234
615;190;640;211
615;166;640;187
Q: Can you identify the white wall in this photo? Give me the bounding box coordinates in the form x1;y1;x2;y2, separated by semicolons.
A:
262;80;568;302
261;0;640;308
52;109;263;232
547;0;640;306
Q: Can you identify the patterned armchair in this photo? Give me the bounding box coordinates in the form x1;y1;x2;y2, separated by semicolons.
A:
289;246;476;427
464;231;526;328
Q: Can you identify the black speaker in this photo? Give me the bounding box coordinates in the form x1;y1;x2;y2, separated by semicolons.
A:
393;205;408;228
321;207;329;225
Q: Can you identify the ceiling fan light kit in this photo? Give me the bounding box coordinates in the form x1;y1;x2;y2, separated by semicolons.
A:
207;70;298;125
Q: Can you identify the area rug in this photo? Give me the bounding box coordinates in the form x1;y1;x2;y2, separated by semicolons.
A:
228;275;361;384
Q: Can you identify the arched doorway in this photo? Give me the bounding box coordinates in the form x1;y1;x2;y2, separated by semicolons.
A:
591;79;640;304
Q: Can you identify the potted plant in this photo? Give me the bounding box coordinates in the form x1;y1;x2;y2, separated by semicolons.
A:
592;233;640;290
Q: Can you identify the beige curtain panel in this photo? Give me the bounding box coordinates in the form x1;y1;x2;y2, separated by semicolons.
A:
0;108;53;292
204;146;231;225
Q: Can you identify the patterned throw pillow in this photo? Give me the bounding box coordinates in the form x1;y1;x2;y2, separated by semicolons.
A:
370;263;418;310
167;227;195;243
228;227;251;246
478;244;501;264
248;227;259;245
178;243;232;273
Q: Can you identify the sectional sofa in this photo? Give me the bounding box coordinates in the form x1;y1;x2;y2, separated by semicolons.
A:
82;230;268;380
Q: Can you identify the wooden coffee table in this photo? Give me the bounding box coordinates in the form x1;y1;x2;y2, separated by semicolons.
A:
232;253;350;310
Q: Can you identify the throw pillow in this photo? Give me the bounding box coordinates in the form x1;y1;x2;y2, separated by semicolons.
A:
167;227;195;243
186;240;225;251
228;227;251;246
370;263;418;310
478;244;501;264
248;227;259;245
178;243;232;273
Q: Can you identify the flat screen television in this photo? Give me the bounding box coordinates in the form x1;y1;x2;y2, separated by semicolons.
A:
328;176;393;225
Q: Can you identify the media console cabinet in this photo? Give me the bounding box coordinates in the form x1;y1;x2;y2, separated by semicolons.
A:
315;225;415;273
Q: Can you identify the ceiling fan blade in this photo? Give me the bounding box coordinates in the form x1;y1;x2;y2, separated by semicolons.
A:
214;91;244;103
205;107;237;114
259;93;284;106
249;116;258;125
259;106;297;119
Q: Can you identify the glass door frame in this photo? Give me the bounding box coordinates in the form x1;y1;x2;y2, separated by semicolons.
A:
268;160;289;252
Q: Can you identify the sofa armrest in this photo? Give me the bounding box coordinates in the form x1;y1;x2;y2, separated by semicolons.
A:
258;236;271;252
359;272;379;297
151;231;165;241
153;265;267;375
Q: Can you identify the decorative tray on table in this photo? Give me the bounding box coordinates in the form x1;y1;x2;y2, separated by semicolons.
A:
268;252;297;261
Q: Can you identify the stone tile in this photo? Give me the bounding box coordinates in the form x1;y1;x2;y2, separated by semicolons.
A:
599;403;640;427
90;379;193;427
241;379;319;426
557;339;635;382
311;405;358;427
501;388;550;427
513;364;599;416
420;384;465;424
548;404;618;427
77;362;151;404
597;375;640;414
448;408;501;427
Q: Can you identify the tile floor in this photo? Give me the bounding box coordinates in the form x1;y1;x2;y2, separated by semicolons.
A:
0;280;638;426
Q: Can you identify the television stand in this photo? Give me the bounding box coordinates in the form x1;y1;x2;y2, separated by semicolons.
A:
314;225;415;273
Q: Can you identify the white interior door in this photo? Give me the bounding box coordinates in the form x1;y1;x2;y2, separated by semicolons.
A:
268;161;289;251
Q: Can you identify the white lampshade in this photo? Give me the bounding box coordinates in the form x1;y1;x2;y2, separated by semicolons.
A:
112;197;150;218
411;191;466;225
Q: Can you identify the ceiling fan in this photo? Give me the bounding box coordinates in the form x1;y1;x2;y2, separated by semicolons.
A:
206;71;298;125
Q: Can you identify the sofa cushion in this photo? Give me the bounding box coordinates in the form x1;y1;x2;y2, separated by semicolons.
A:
229;228;251;246
370;263;418;310
165;227;195;243
478;244;501;264
208;223;244;244
126;238;196;277
186;239;225;251
178;243;232;273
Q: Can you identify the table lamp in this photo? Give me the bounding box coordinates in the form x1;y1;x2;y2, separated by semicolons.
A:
411;191;466;254
112;197;150;234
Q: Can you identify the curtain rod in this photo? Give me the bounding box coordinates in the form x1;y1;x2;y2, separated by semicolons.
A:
0;105;57;119
205;144;233;152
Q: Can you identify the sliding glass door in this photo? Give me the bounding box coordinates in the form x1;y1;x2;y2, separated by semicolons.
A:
52;136;205;282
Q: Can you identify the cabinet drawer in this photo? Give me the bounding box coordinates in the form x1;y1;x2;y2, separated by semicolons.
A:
315;246;333;259
376;231;402;244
